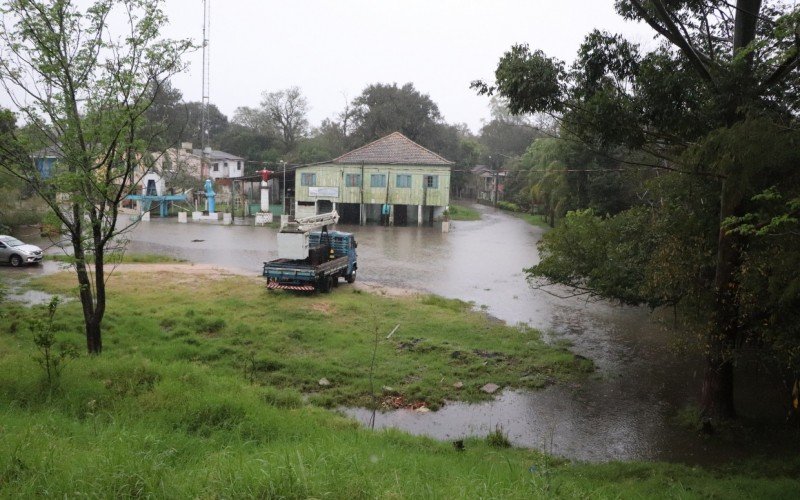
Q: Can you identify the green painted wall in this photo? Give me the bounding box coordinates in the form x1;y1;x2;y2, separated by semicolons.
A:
295;163;451;207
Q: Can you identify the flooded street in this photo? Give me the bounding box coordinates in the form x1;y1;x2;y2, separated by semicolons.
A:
2;206;785;463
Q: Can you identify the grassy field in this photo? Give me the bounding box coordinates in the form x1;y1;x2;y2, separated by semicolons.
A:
447;203;482;221
517;213;550;228
0;268;798;497
46;252;186;264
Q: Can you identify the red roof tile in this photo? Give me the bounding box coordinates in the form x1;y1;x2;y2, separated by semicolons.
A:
333;132;453;166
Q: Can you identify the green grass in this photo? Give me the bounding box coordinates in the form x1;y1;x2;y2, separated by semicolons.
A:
47;253;186;264
517;213;550;228
448;203;481;221
0;269;798;497
18;270;590;410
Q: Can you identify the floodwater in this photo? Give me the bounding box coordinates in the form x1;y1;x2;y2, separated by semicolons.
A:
2;207;789;463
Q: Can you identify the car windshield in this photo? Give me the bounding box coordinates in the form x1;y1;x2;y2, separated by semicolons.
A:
1;237;25;247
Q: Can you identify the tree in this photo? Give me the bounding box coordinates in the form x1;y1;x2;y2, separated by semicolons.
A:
350;82;444;146
260;87;309;152
475;1;800;420
478;99;542;162
0;0;191;354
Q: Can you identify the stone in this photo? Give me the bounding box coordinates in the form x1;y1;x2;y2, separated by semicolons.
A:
453;381;464;389
481;383;500;394
318;378;331;387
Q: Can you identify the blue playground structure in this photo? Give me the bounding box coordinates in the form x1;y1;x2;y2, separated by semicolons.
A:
125;194;188;217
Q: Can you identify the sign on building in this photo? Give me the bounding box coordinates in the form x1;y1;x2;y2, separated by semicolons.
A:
308;187;339;198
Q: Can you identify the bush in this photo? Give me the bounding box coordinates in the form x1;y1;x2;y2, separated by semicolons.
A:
497;201;521;212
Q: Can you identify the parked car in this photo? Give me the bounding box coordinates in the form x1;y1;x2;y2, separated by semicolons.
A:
0;235;43;266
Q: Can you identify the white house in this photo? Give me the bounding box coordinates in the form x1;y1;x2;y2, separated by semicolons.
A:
205;149;245;180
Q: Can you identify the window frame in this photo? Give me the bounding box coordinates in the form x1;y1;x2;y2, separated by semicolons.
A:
424;175;438;189
370;173;386;188
300;173;317;186
345;173;362;187
396;174;412;188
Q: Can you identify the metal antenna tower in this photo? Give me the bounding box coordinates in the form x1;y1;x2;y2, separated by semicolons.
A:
200;0;211;177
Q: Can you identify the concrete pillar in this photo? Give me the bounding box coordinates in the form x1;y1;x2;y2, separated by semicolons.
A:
417;204;423;227
389;205;395;226
260;181;270;211
178;211;187;223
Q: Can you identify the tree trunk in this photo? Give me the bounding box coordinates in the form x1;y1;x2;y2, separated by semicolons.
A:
701;178;743;419
86;317;102;354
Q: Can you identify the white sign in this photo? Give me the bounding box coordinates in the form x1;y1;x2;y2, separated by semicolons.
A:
309;186;339;198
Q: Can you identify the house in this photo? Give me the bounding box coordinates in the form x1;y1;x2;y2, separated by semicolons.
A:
471;165;506;205
205;149;245;180
293;132;453;225
140;143;245;197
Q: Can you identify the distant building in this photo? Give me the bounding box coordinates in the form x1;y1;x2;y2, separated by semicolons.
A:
141;143;245;197
471;165;506;205
31;145;63;179
205;149;245;180
293;132;453;225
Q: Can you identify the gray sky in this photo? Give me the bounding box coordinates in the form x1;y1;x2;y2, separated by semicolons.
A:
159;0;655;133
2;1;655;134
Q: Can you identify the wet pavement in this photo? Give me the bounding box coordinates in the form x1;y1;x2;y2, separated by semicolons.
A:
1;207;788;463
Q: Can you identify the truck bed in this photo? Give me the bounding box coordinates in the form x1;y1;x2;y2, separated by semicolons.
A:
263;255;350;290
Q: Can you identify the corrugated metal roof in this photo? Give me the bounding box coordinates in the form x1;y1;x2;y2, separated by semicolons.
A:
332;132;453;166
192;149;244;161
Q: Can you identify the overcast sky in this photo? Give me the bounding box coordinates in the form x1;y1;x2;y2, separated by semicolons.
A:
155;0;657;133
3;1;656;134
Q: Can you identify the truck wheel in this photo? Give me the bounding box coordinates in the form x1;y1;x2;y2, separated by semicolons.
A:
9;255;22;267
320;276;332;293
332;276;339;287
346;269;356;284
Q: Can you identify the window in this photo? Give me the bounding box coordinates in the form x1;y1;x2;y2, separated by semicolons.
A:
370;174;386;188
396;174;411;188
301;173;317;186
345;173;361;187
424;175;438;189
237;161;242;170
213;163;219;172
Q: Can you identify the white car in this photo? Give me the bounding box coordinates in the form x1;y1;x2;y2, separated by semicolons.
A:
0;235;44;266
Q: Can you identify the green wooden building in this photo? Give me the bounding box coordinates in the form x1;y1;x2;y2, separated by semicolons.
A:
294;132;453;225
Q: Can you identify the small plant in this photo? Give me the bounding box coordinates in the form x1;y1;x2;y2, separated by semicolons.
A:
31;297;78;390
486;424;511;448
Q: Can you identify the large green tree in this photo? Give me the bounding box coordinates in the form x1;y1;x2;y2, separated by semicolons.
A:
0;0;191;354
476;0;800;420
350;82;444;146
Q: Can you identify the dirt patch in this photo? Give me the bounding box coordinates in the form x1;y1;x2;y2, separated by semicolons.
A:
381;394;428;411
106;263;253;280
353;281;420;298
310;301;336;315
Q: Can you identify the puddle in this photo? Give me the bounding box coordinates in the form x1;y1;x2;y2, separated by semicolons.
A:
3;289;70;307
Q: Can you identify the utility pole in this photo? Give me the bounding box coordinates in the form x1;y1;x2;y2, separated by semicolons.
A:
281;160;287;215
200;0;211;178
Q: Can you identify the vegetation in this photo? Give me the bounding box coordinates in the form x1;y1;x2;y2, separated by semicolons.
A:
0;0;192;354
475;0;800;422
47;253;186;265
10;269;590;410
0;269;798;497
447;203;481;221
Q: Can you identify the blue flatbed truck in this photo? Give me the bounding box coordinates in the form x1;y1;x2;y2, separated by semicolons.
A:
263;230;357;292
